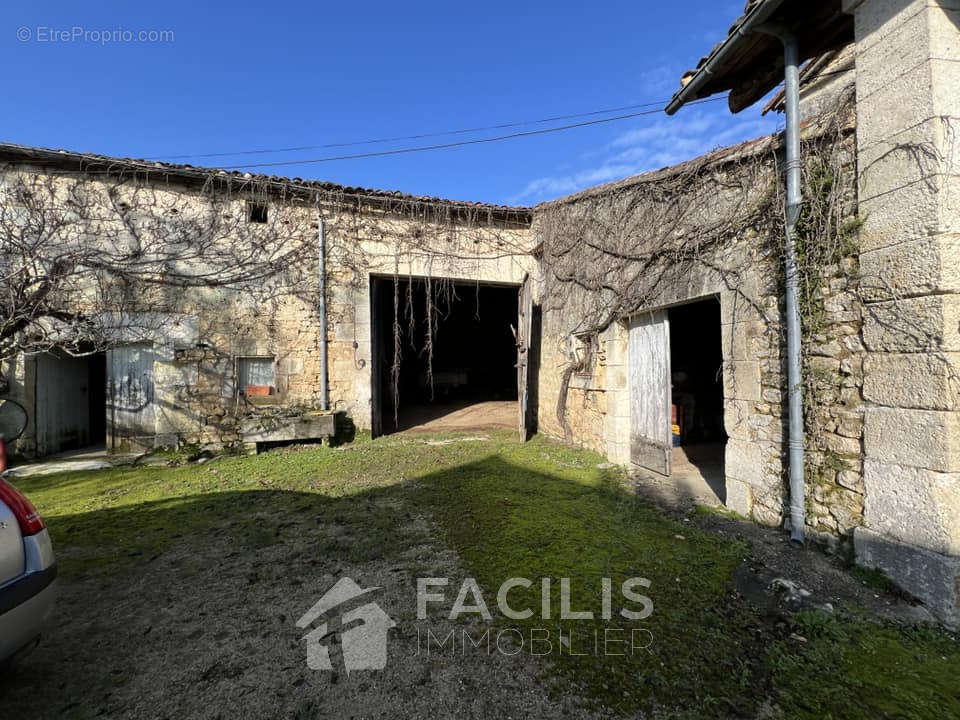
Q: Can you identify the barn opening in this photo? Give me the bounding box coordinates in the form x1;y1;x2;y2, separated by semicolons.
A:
668;298;726;500
370;276;521;435
34;350;107;457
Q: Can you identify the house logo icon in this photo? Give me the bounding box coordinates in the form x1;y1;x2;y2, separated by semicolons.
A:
296;577;396;673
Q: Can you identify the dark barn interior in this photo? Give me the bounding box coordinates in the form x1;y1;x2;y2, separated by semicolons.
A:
371;276;519;434
669;298;726;496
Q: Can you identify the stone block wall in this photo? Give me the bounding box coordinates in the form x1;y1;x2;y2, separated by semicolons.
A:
2;168;534;453
532;114;867;544
844;0;960;625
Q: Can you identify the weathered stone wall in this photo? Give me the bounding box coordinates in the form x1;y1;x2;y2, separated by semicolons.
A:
171;213;532;445
536;327;610;456
0;353;29;453
321;209;535;432
532;119;865;540
843;0;960;625
2;165;534;453
803;258;867;547
532;143;788;525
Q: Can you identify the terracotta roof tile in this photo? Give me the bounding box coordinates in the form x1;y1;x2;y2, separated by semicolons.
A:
0;142;531;222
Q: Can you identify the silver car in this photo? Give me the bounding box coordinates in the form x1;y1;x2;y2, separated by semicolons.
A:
0;477;56;666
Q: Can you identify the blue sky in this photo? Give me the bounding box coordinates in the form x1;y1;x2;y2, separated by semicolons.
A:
3;1;782;206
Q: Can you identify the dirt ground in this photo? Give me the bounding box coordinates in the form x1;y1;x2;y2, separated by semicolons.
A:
2;433;954;719
0;507;600;719
631;470;938;627
395;400;517;433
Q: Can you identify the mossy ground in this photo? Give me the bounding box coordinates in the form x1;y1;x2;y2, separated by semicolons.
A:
10;431;960;718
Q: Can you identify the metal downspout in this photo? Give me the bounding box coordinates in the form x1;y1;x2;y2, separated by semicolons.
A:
758;24;805;545
318;212;330;412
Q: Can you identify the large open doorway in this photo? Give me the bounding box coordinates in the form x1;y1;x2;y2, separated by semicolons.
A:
370;276;528;436
34;350;106;457
668;299;726;500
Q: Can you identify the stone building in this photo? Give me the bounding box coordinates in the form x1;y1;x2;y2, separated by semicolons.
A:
1;0;959;624
532;0;960;625
0;150;535;454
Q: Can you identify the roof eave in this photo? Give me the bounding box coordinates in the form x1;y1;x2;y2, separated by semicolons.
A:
0;142;533;226
665;0;788;116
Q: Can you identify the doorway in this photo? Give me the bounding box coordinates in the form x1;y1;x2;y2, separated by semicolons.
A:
34;351;106;456
628;297;726;501
369;276;528;436
668;299;727;501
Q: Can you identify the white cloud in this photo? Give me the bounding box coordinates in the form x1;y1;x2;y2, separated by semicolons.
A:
512;108;778;203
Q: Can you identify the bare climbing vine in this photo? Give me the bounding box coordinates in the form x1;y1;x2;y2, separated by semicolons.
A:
0;151;532;450
535;89;860;453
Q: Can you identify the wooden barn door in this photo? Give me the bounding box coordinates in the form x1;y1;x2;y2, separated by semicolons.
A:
628;311;672;476
106;343;156;450
517;274;534;442
35;352;93;455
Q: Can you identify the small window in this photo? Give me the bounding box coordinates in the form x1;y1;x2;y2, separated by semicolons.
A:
573;334;596;377
237;356;275;396
247;201;268;224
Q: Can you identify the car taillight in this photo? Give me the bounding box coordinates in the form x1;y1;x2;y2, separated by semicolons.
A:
0;479;46;536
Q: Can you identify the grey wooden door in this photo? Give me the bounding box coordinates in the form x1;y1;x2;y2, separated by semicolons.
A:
629;311;672;476
517;274;533;442
35;353;92;455
107;343;156;449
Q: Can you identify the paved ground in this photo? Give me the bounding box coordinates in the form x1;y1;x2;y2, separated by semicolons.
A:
628;443;726;510
5;445;142;479
669;442;726;504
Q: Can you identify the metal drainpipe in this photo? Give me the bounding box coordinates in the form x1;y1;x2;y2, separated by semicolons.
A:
317;212;330;412
758;24;805;545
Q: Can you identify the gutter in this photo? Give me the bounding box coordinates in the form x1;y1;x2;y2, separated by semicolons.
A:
665;0;788;116
666;2;807;544
757;23;806;545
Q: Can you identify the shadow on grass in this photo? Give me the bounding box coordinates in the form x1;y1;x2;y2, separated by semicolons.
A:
4;444;960;720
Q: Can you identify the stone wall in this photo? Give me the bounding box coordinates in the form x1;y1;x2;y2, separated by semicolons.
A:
532;119;865;541
535;325;610;456
321;209;535;432
1;164;534;454
843;0;960;625
532;142;789;526
803;257;867;548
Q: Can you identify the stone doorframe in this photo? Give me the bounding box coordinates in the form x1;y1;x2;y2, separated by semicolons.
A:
599;286;786;526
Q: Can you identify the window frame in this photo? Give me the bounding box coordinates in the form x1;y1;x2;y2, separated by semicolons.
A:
235;354;277;397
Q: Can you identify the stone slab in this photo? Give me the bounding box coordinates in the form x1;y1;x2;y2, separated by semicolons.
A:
864;458;960;555
864;406;960;471
240;413;336;443
855;526;960;627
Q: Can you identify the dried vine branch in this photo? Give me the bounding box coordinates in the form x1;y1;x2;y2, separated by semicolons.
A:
536;89;858;451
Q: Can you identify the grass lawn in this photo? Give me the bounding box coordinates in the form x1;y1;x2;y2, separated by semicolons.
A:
4;431;959;719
